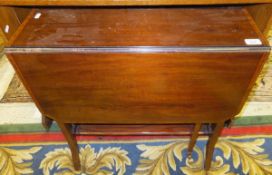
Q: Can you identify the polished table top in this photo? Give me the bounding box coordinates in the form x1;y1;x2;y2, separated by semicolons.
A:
9;7;268;48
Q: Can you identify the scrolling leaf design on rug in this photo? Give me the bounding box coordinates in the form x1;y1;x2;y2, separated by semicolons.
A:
217;138;272;175
180;146;233;175
135;141;189;175
135;141;233;175
0;146;41;174
40;144;131;175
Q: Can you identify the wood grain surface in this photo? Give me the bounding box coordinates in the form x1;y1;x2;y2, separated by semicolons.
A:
0;0;271;6
0;7;20;41
8;52;265;123
7;7;269;124
247;4;272;36
11;7;267;47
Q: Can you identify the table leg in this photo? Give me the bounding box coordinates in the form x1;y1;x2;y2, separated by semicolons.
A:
204;122;224;171
57;122;81;171
42;115;53;131
187;123;201;159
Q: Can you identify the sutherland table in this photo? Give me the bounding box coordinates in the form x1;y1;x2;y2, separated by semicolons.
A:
4;7;271;171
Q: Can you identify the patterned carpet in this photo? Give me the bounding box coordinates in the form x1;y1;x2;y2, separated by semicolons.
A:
1;121;272;175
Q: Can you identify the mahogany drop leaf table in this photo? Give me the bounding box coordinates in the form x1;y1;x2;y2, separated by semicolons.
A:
2;6;271;171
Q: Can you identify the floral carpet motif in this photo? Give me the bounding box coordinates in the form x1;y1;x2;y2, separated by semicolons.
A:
1;124;272;175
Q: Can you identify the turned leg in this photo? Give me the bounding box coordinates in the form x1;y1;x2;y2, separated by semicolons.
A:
42;115;53;131
187;123;201;158
204;122;225;171
58;122;81;171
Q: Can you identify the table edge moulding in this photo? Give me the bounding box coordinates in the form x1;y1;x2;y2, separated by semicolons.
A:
0;0;272;6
